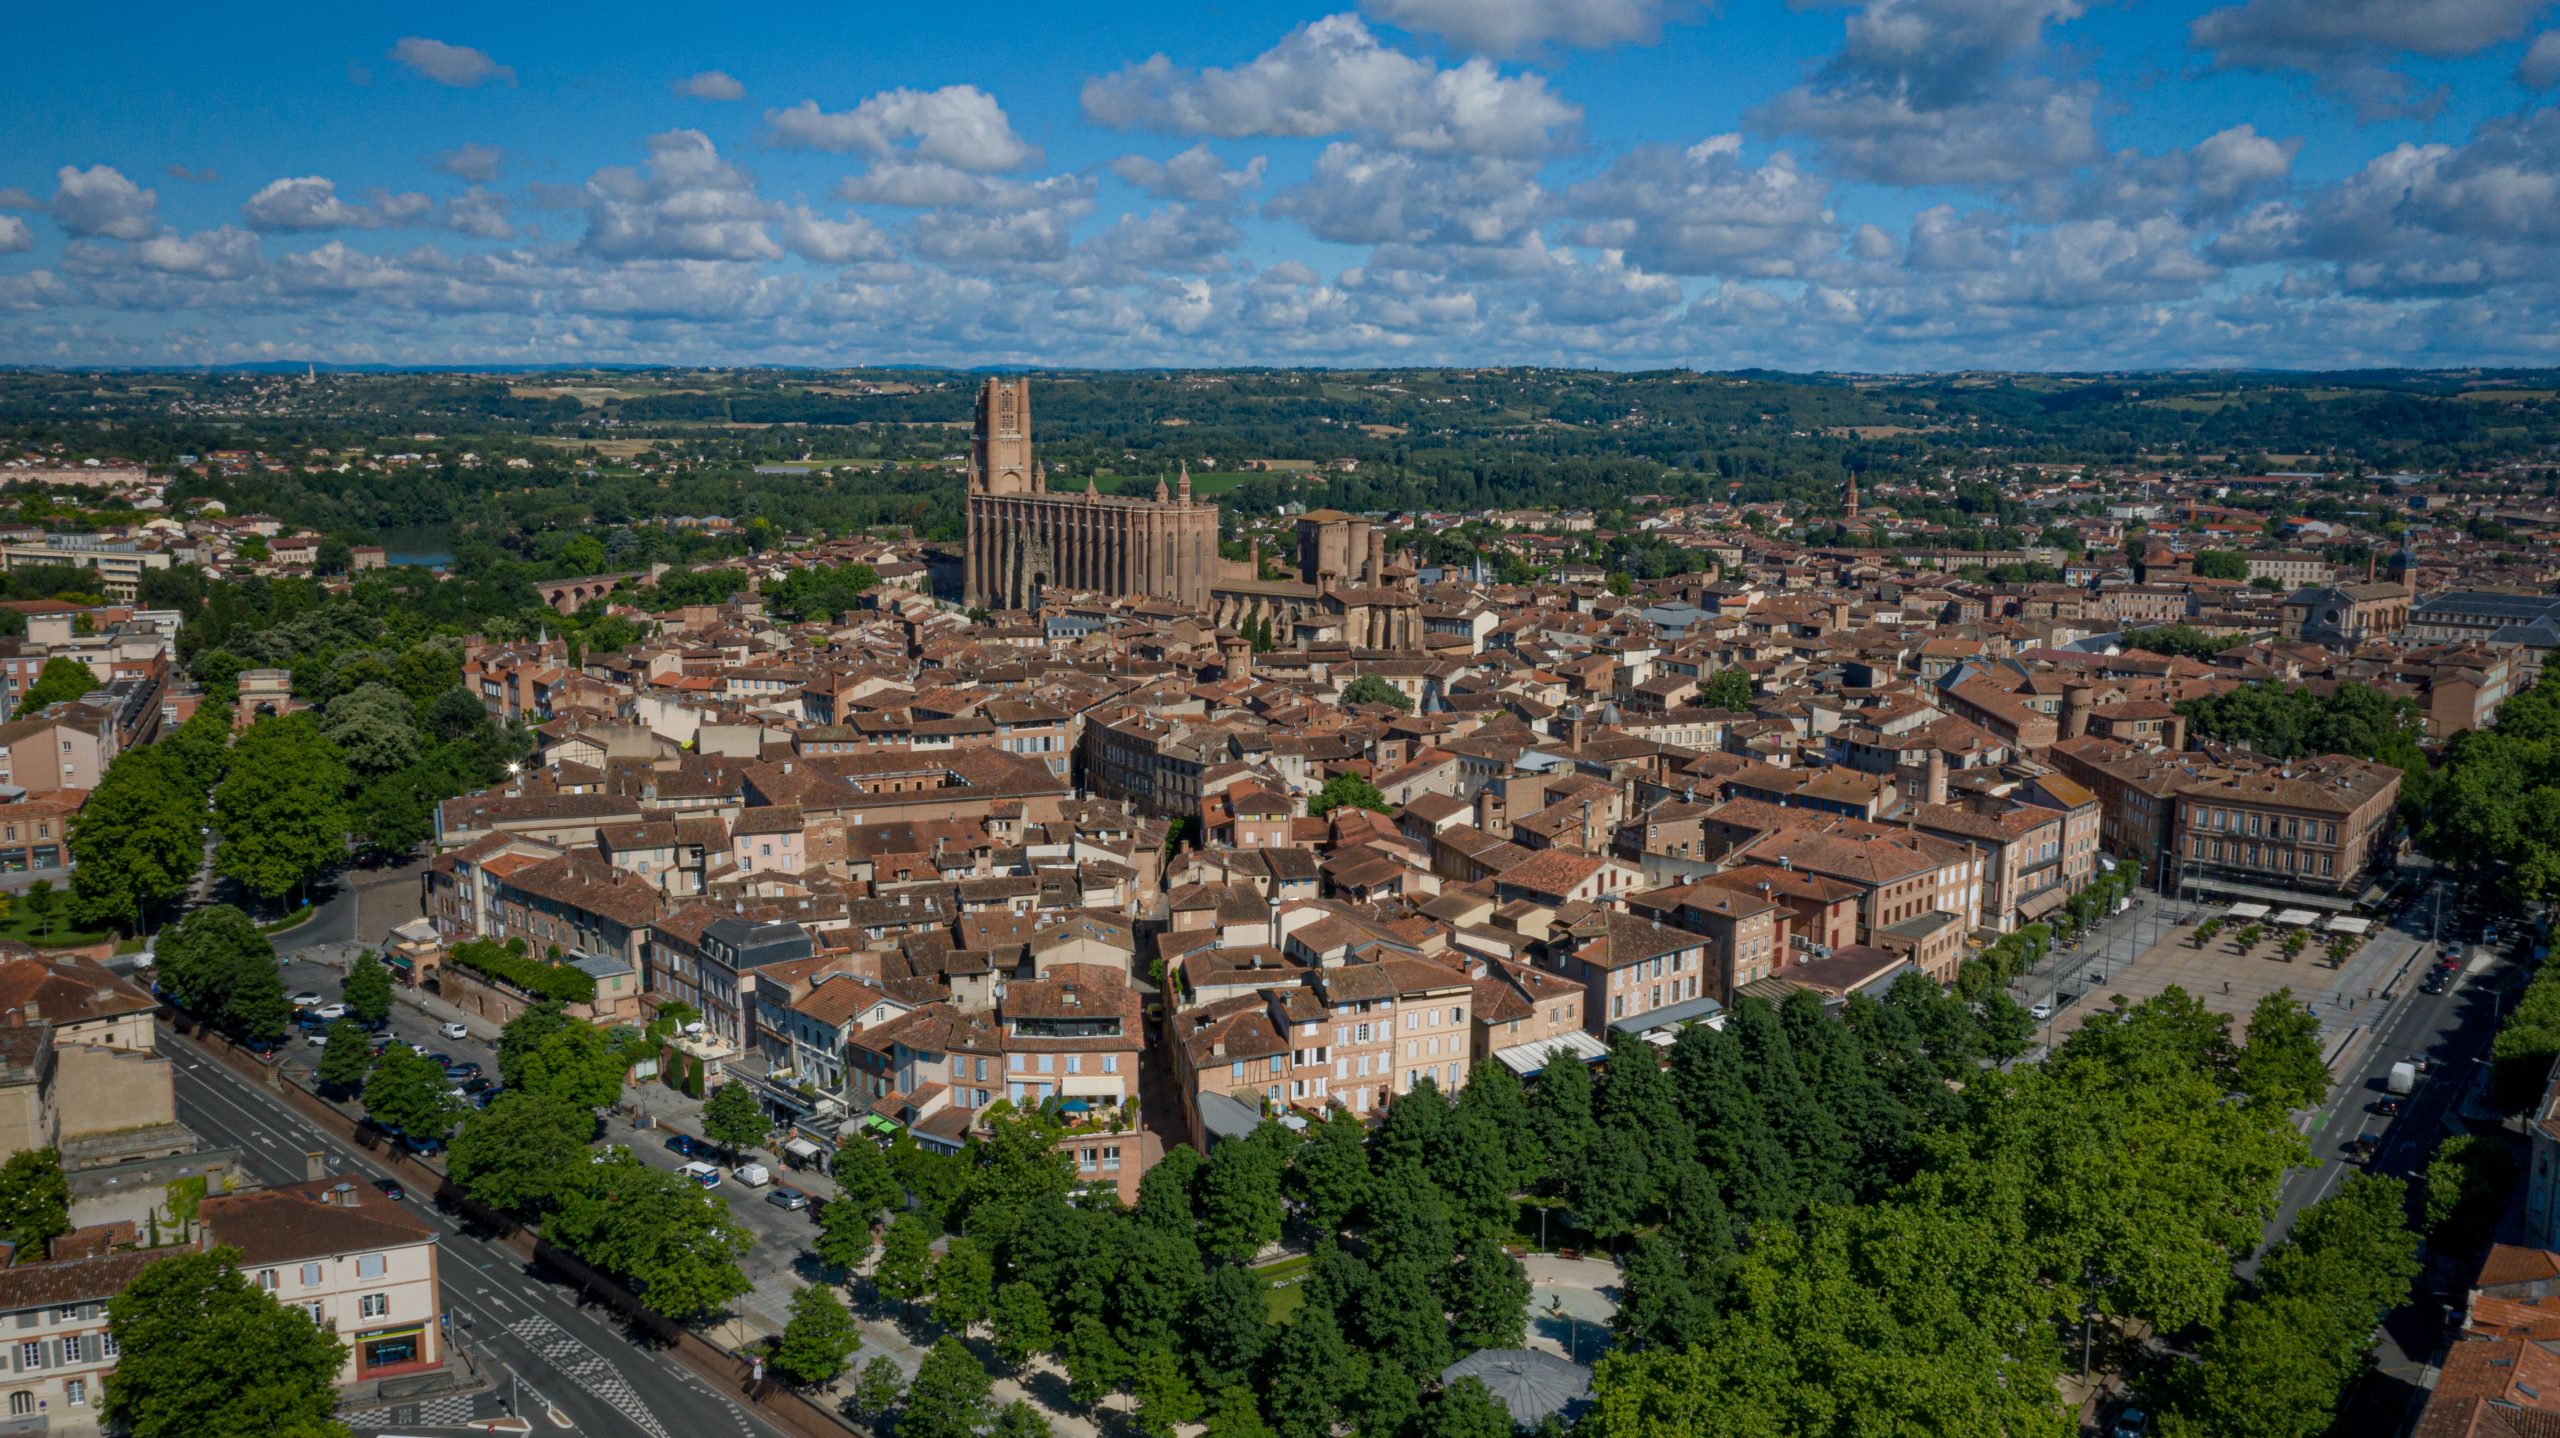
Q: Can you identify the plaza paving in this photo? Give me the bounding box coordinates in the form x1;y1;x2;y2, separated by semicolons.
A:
2041;911;2427;1054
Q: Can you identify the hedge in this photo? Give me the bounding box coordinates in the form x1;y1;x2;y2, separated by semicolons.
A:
447;938;599;1005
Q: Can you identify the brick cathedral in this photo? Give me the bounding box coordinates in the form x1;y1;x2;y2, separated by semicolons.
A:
962;378;1220;612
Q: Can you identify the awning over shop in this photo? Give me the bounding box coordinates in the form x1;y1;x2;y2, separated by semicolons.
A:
2226;903;2272;921
2018;886;2072;920
1494;1030;1610;1077
2186;876;2358;913
2324;916;2372;935
2273;908;2322;928
782;1136;825;1162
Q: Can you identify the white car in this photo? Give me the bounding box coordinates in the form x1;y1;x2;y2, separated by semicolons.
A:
305;1030;331;1047
2029;1001;2054;1021
312;1002;349;1021
437;1021;469;1041
290;992;324;1008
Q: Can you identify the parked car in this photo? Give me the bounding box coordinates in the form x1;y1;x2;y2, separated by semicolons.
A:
305;1030;331;1048
2029;1001;2053;1021
733;1163;772;1188
665;1134;703;1158
437;1021;469;1041
2343;1135;2380;1162
678;1161;721;1189
443;1061;482;1082
766;1186;810;1211
291;992;324;1008
2112;1407;2149;1438
373;1178;406;1202
312;1002;349;1021
2370;1097;2403;1117
461;1076;492;1096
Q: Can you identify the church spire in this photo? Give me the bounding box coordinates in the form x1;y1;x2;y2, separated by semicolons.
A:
1844;472;1860;522
1178;462;1192;504
1153;473;1169;503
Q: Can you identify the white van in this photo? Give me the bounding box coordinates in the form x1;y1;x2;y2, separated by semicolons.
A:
732;1162;772;1189
678;1161;721;1189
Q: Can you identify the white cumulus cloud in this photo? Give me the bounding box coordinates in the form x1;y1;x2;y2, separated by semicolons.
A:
389;37;515;89
51;165;159;241
1362;0;1687;55
1081;14;1582;159
766;86;1041;171
675;70;747;101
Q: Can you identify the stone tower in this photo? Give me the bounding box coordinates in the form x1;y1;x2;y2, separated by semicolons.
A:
972;377;1036;495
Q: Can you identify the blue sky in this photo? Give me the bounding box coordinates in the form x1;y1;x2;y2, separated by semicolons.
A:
3;0;2557;370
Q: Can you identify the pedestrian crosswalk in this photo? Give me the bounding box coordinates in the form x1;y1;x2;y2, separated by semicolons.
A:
338;1390;486;1429
506;1312;672;1438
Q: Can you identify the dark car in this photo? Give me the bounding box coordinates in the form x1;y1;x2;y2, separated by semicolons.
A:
766;1186;811;1211
665;1133;703;1158
461;1076;492;1096
2343;1135;2380;1162
2371;1097;2403;1117
443;1062;483;1082
423;1053;455;1071
2421;977;2450;996
373;1178;406;1202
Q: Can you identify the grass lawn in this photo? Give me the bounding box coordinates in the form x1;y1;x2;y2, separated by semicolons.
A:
1255;1255;1314;1326
0;906;114;949
259;908;318;936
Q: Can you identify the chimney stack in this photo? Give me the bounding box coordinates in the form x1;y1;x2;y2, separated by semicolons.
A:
304;1150;328;1183
1924;748;1948;808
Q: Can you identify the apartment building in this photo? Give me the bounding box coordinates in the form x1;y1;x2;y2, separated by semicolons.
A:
2171;755;2402;900
202;1174;447;1387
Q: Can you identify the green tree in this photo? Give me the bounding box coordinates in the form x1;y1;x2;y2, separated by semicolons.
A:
0;1147;71;1254
875;1210;937;1316
341;950;393;1026
989;1281;1056;1369
69;744;207;929
546;1152;754;1321
992;1401;1053;1438
1526;1047;1598;1180
1204;1386;1276;1438
932;1235;996;1334
446;1091;597;1216
901;1338;995;1438
12;656;99;717
313;1020;374;1093
1134;1143;1202;1230
154;904;273;1021
1264;1296;1357;1438
831;1134;903;1220
1449;1237;1531;1351
2232;988;2330;1111
773;1282;861;1388
1188;1262;1269;1392
1567;1125;1650;1246
362;1044;458;1146
1417;1379;1515;1438
701;1081;773;1159
510;1019;629;1108
2422;1135;2517;1255
1199;1127;1288;1261
1132;1343;1206;1438
2192;549;2250;581
1062;1312;1133;1409
849;1356;906;1425
1340;674;1413;712
1287;1108;1373;1234
214;714;350;902
1307;773;1392;817
103;1245;351;1438
1611;1234;1709;1352
19;879;57;937
1700;669;1754;711
319;683;421;776
496;1000;573;1090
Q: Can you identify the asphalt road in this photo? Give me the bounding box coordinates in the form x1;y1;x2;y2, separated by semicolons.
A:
165;1026;787;1438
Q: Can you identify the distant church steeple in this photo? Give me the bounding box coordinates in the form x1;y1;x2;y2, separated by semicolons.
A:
1844;473;1860;523
1154;474;1169;503
1178;462;1193;504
